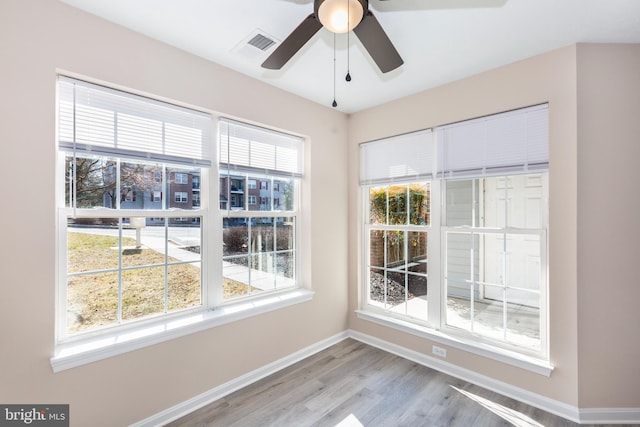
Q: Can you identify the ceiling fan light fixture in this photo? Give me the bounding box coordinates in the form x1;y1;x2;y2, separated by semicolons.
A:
316;0;365;33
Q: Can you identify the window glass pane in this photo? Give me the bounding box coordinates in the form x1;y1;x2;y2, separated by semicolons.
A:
222;218;253;301
222;216;295;300
409;183;430;225
122;266;165;321
251;253;276;291
369;230;385;268
388;185;407;225
446;281;478;333
480;174;545;229
369;268;392;308
275;252;295;289
223;174;245;210
248;176;267;211
445;231;480;299
252;222;274;252
67;271;119;334
276;217;294;251
168;167;200;209
369;186;387;225
223;219;248;256
446;230;543;350
274;178;294;211
219;174;297;213
371;229;427;320
504;233;541;296
168;262;202;310
65;154;117;209
222;255;252;299
407;231;427;275
67;228;119;274
121;223;162;268
385;230;405;269
445;179;479;227
171;216;201;246
481;176;507;229
505;288;540;351
120;161;161;209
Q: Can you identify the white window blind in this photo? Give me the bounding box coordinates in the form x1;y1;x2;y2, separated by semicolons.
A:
58;76;212;166
437;104;548;178
360;129;434;185
219;118;303;177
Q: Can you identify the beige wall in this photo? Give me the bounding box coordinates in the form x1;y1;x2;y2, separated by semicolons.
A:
348;46;581;405
348;42;640;410
1;0;638;424
576;44;640;407
0;0;349;425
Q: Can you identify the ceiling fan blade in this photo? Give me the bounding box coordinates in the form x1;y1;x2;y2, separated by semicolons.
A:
262;14;323;70
353;11;404;73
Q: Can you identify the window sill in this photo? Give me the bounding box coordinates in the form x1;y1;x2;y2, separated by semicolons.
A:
51;289;314;373
355;309;554;377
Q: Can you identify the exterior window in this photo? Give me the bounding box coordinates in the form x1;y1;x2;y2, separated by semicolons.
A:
57;77;305;344
443;174;547;353
175;173;188;184
219;118;303;302
366;183;430;319
360;105;549;359
58;76;212;341
175;191;188;203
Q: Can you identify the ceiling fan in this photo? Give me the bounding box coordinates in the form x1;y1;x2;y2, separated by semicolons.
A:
262;0;403;74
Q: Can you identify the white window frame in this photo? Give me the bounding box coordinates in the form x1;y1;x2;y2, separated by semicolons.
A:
52;76;312;372
218;118;304;301
358;105;552;375
248;195;257;205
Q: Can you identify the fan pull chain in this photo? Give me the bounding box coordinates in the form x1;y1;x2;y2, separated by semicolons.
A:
346;0;352;82
332;32;338;108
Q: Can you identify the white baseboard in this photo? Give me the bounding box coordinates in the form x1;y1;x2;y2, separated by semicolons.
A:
129;331;349;427
579;407;640;424
131;329;639;426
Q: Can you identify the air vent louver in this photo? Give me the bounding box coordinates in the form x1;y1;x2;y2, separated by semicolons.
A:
247;34;275;51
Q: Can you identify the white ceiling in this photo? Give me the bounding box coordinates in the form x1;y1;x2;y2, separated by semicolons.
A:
60;0;640;113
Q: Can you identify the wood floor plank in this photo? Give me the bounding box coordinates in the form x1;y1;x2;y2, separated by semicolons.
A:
166;339;624;427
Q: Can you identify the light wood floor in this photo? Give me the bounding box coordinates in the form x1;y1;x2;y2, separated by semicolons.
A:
166;339;625;427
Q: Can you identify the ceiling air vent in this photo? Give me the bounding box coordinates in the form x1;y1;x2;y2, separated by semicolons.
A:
232;30;279;60
247;33;275;51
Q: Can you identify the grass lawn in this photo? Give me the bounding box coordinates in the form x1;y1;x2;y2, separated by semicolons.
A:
66;232;258;334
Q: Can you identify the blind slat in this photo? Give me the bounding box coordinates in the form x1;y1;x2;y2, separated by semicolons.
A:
219;118;303;177
360;129;434;185
58;76;212;166
360;105;549;185
438;104;548;179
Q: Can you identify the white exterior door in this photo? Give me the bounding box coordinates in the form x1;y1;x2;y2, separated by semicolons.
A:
482;174;546;308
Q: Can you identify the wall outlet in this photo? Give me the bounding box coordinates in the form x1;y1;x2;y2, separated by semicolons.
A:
432;345;447;358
